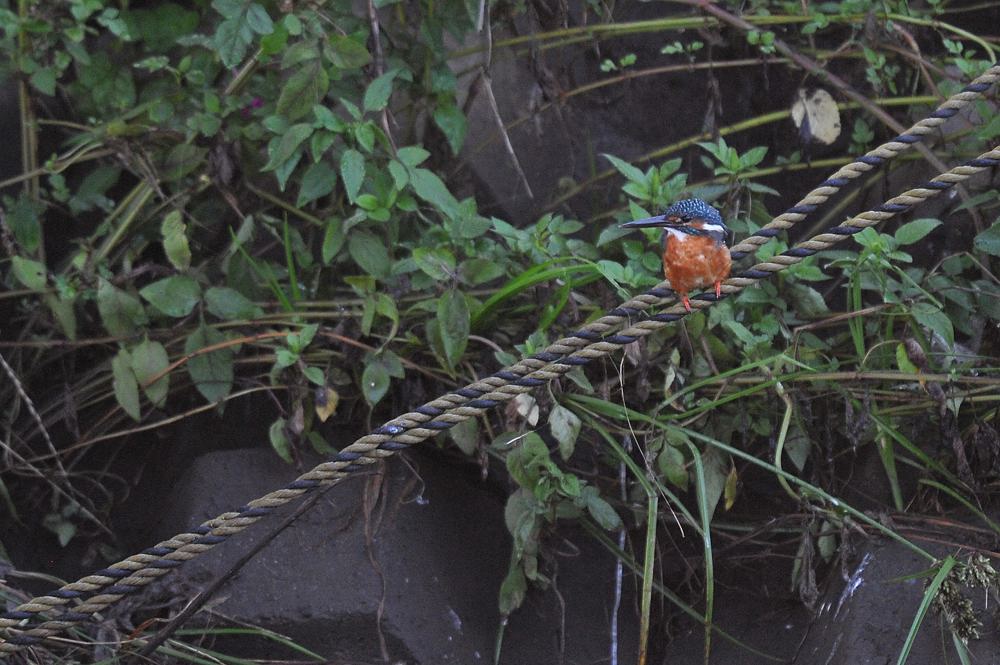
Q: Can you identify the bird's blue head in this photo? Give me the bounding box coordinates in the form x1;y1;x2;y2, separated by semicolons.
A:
620;198;727;231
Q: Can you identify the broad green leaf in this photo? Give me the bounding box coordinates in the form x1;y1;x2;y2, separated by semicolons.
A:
396;146;429;167
269;417;292;462
896;342;919;374
263;123;313;172
161;211;191;271
894;218;941;245
413;247;456;280
911;301;954;347
327;34;372;69
340;148;365;203
7;196;43;253
277;58;328;120
498;565;527;616
280;36;317;68
11;256;46;290
161;143;206;181
699;446;729;519
549;404;581;461
211;2;273;67
458;257;505;285
322;217;345;264
130;338;169;408
363;69;397;112
112;348;141;421
974;220;1000;256
583;486;622;530
362;359;389;405
43;294;77;340
409;167;459;218
348;231;390;279
42;513;76;547
449;417;479;455
185;324;234;403
212;16;253;68
783;423;811;472
140;275;201;318
437;289;469;369
30;67;56;96
433;103;466;154
97;277;148;337
603;153;644;183
244;2;273;33
205;286;264;320
657;444;688;491
298;160;336;206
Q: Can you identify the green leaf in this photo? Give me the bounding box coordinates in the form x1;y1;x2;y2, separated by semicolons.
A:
436;289;469;370
205;286;263;320
783;423;811;472
211;1;273;66
583;486;622;530
43;294;77;340
322;217;345;263
269;417;292;462
498;565;527;616
112;348;141;421
303;365;325;386
97;277;148;337
362;359;390;405
130;338;169;408
348;231;390;279
298;161;336;206
896;341;919;374
699;446;729;519
363;69;397;112
212;16;253;68
603;153;645;183
409;167;459;218
433;103;467;154
244;2;273;33
549;405;581;461
7;196;43;253
277;58;329;120
449;417;479;455
894;218;942;245
340;148;365;203
11;256;46;290
30;67;57;96
413;247;456;280
161;143;206;181
185;324;234;403
161;211;191;271
396;146;429;167
327;34;372;69
911;302;954;347
140;275;202;318
657;444;688;491
263;123;313;172
458;257;505;285
974;220;1000;256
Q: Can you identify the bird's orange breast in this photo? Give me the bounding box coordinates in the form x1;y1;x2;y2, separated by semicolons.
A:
662;234;732;294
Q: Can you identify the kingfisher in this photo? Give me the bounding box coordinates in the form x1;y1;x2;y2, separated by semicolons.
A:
621;198;732;312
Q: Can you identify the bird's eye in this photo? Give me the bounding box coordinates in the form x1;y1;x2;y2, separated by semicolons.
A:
680;215;692;223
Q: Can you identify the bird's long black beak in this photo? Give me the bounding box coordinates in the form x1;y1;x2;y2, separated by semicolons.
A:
620;215;669;228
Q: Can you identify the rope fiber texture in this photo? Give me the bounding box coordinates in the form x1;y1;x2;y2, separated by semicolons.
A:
2;65;999;655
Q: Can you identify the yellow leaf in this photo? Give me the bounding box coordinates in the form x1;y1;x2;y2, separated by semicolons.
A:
315;387;340;422
724;465;739;511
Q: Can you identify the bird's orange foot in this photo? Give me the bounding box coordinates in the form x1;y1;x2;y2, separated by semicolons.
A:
715;281;722;299
680;294;692;312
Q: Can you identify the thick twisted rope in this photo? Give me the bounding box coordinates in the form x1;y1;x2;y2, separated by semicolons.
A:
1;69;998;653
